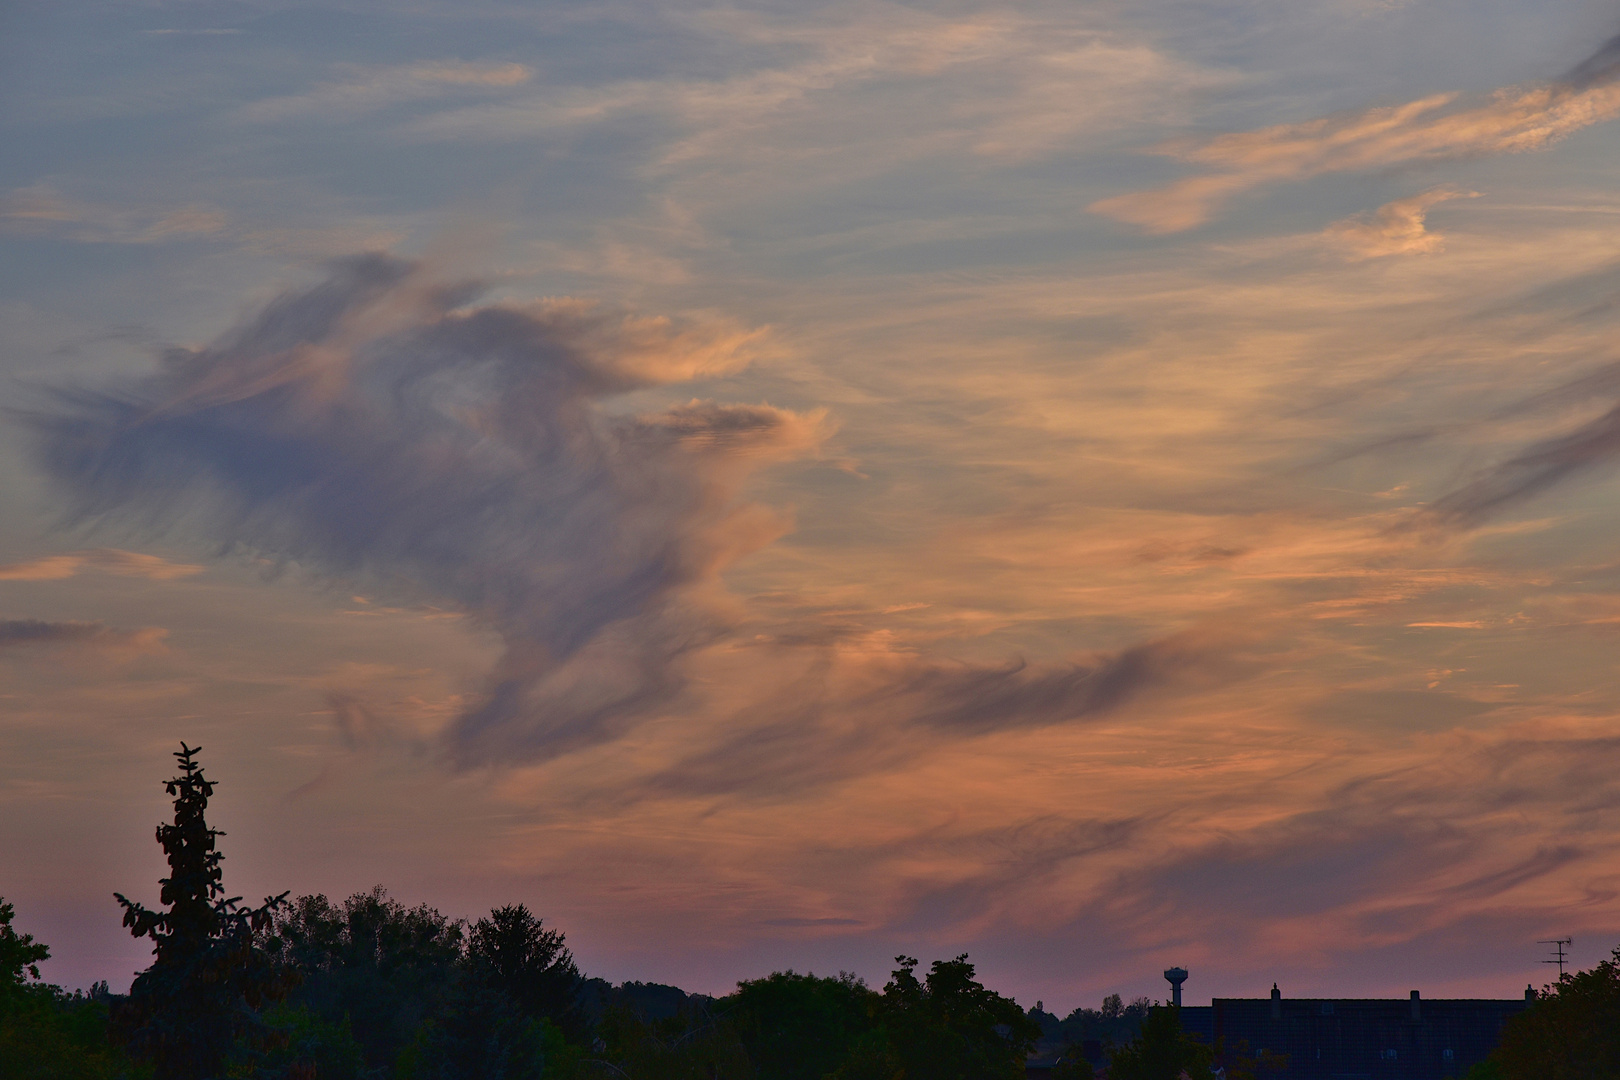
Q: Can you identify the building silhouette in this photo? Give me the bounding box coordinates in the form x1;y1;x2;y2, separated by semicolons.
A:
1175;974;1533;1080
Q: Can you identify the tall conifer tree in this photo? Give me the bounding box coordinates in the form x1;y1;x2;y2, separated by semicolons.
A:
115;743;292;1079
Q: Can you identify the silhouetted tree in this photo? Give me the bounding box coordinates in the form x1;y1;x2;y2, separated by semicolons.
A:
0;899;48;1002
591;997;751;1080
394;977;553;1080
834;955;1040;1080
235;1002;366;1080
1493;945;1620;1080
114;743;292;1079
1215;1036;1288;1080
725;970;875;1080
1056;993;1151;1050
267;888;465;1072
1108;1006;1216;1080
267;891;591;1075
467;903;584;1038
1049;1051;1095;1080
0;898;145;1079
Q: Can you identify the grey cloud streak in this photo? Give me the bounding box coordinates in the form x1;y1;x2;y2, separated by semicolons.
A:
902;635;1212;734
1564;31;1620;89
0;618;157;651
632;631;1228;801
1067;730;1620;980
1413;263;1620;525
28;253;823;766
1427;403;1620;526
0;619;109;647
1302;290;1620;529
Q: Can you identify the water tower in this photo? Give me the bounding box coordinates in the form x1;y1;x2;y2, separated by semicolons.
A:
1164;967;1188;1007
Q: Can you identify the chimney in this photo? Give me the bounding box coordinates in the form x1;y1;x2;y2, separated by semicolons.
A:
1409;990;1421;1021
1526;985;1537;1001
1164;968;1188;1008
1270;983;1281;1019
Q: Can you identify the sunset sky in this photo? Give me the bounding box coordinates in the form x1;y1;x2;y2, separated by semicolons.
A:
7;0;1620;1011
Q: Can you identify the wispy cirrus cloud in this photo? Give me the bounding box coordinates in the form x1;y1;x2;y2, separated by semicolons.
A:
405;6;1227;171
1109;718;1620;969
240;60;533;122
0;185;227;244
1092;32;1620;233
0;182;405;256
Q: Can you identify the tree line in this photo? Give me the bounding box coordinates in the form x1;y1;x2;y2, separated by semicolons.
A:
2;745;1617;1079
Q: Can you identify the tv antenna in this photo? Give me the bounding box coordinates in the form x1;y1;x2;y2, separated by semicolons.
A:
1539;938;1572;979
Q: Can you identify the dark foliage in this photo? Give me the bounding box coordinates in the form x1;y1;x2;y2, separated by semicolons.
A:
1024;992;1153;1078
588;998;751;1080
726;971;874;1080
467;904;584;1040
0;899;49;998
0;986;141;1080
1056;993;1152;1048
113;744;292;1080
266;888;466;1072
229;1002;365;1080
582;981;708;1024
0;899;144;1079
1107;1006;1216;1080
833;955;1040;1080
265;890;587;1076
581;965;1044;1080
1048;1051;1095;1080
1214;1036;1288;1080
394;978;555;1080
1493;947;1620;1080
0;896;55;1073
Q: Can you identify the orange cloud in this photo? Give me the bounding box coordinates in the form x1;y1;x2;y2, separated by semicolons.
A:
0;549;203;582
1092;51;1620;233
1323;187;1481;259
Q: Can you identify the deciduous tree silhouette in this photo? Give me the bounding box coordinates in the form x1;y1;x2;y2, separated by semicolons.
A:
834;955;1040;1080
0;899;49;1000
1107;1006;1216;1080
269;888;466;1070
0;900;137;1080
726;970;875;1080
1493;945;1620;1080
114;743;292;1079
